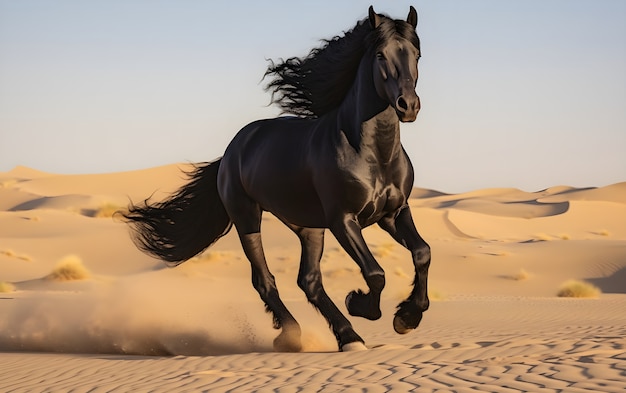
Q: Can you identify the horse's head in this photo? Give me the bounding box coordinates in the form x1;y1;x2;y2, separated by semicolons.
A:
369;6;421;123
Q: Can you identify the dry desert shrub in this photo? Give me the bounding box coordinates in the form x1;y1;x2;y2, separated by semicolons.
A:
0;281;15;293
94;202;125;218
557;280;601;298
507;268;530;281
46;255;90;281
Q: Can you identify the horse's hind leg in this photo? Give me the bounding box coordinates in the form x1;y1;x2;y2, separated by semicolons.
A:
288;225;366;351
239;232;302;351
223;194;302;351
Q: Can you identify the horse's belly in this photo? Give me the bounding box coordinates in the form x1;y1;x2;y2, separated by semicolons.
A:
244;163;328;227
259;183;327;228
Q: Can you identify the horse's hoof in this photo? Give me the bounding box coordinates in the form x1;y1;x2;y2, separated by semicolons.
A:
393;314;412;334
345;290;382;320
341;341;368;352
393;310;422;334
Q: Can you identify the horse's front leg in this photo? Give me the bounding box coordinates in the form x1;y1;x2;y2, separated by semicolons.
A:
378;205;431;334
330;216;385;321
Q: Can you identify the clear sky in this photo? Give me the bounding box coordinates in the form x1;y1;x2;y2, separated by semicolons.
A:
1;0;625;193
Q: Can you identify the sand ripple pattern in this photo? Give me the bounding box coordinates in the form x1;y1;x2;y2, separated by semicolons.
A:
1;323;624;392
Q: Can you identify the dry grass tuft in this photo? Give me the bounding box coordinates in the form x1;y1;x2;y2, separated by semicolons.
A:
94;202;125;218
505;268;530;281
0;281;15;293
46;255;91;281
557;280;601;298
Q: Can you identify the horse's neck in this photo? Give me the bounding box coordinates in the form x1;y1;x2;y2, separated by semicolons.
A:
336;59;402;163
361;107;402;165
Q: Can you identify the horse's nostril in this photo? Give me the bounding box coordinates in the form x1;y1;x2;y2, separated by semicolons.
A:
397;96;409;111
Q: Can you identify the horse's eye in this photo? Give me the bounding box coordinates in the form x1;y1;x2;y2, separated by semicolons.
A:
376;52;385;60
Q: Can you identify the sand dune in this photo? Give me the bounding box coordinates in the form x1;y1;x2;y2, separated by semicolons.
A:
1;165;625;391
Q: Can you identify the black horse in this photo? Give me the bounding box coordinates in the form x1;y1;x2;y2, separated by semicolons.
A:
123;6;430;352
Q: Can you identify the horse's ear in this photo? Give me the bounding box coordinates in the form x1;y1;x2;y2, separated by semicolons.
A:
368;6;381;29
407;6;418;28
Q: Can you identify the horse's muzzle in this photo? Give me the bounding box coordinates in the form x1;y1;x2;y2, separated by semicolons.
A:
396;94;420;122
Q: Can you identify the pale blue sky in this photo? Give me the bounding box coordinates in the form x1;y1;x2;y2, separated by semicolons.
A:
1;0;624;192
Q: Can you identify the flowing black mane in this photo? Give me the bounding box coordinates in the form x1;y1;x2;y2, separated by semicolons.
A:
265;14;420;119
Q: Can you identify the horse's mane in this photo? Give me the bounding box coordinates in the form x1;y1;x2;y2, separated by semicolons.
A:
264;14;420;119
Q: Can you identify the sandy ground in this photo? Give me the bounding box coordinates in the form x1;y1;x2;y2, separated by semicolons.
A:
1;164;625;392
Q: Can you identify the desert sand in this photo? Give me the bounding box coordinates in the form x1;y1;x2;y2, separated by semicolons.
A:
1;164;625;392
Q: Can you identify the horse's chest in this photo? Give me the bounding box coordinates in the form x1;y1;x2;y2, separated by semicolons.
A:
356;182;404;227
332;139;410;226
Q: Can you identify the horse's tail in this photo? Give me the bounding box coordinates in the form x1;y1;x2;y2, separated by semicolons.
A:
122;159;233;266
